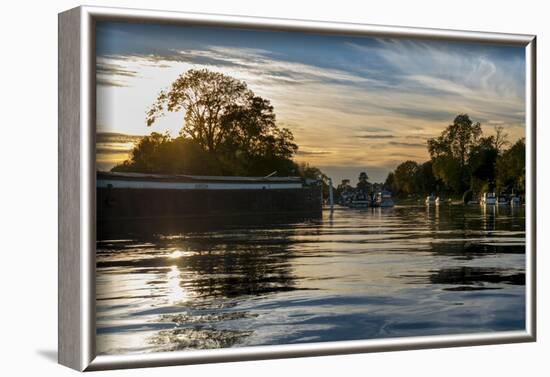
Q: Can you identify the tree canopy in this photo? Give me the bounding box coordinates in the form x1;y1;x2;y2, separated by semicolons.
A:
386;114;525;198
496;138;525;193
145;69;297;159
113;69;318;182
146;69;249;153
427;114;482;193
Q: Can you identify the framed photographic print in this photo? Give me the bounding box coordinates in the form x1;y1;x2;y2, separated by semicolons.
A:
58;6;536;371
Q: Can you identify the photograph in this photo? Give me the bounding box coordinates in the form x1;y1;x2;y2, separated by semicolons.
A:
95;20;528;356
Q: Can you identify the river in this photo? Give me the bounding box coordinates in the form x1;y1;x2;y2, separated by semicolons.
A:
96;204;526;355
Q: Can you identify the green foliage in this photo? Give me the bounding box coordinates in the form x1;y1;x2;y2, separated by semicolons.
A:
335;179;352;199
431;155;462;193
469;136;498;193
496;138;525;193
428;114;482;193
387;161;439;197
392;161;419;195
111;133;221;175
112;130;303;178
416;161;439;195
384;173;394;191
356;171;371;193
297;162;330;197
387;113;524;198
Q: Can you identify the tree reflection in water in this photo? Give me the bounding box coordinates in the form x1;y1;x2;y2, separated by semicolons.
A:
96;206;525;354
96;216;313;353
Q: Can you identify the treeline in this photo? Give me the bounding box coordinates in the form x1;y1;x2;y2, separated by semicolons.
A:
112;69;327;189
385;114;525;198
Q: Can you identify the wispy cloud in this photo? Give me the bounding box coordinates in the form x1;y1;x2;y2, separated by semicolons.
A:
296;149;332;156
361;126;390;133
96;132;142;144
357;135;395;139
387;141;426;148
97;59;139;87
96;132;142;170
95;22;525;182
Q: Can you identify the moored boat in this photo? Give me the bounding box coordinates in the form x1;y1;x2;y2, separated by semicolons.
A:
375;190;395;207
425;194;438;205
481;192;497;205
97;171;323;221
348;190;370;208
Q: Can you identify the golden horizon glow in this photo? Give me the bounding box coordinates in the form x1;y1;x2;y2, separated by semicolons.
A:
96;23;526;183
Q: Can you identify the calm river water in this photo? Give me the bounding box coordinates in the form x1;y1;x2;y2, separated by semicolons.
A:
96;205;526;355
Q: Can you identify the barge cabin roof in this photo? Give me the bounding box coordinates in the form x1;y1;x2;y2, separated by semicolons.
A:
97;171;318;190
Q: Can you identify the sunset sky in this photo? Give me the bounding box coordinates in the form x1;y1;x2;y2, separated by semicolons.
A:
96;22;526;183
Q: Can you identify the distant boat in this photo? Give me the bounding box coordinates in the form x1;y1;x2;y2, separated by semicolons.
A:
348;190;370;208
375;190;394;207
481;192;497;205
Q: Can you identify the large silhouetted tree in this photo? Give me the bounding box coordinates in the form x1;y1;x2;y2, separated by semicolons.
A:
146;69;251;153
113;69;307;178
146;69;297;162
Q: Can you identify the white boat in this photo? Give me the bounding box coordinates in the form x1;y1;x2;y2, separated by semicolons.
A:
481;192;497;205
375;191;394;207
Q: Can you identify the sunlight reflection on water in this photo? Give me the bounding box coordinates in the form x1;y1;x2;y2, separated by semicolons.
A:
96;204;525;355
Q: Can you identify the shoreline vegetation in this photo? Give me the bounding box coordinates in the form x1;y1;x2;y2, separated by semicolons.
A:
108;69;525;203
382;115;525;203
111;69;329;193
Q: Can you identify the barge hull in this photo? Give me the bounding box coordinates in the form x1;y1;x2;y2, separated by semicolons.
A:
97;186;322;221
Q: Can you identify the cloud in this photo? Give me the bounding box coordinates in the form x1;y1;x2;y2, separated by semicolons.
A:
96;132;143;170
96;132;142;144
96;59;140;87
97;62;138;77
357;134;395;139
296;149;331;156
381;106;454;122
97;78;128;87
387;141;426;148
361;126;390;133
96;145;132;154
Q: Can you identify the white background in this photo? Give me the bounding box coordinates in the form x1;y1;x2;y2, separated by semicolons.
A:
0;0;547;375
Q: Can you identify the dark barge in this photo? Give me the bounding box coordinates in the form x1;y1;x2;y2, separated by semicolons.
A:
97;171;323;224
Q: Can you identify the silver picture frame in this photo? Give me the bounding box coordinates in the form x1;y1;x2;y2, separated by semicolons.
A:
58;5;537;371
